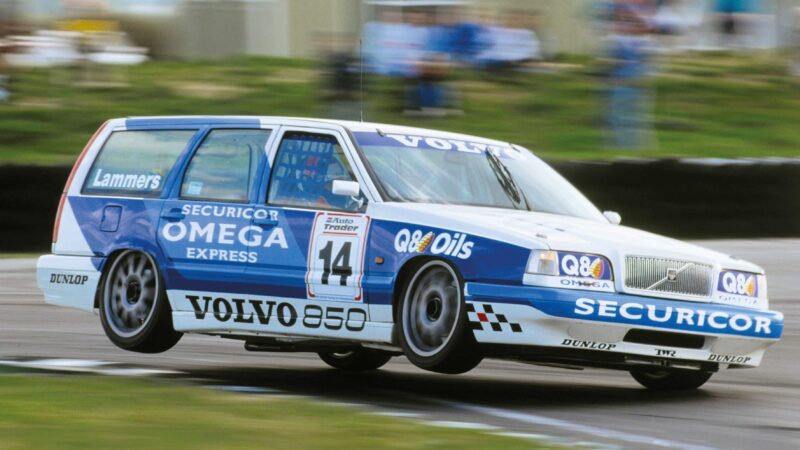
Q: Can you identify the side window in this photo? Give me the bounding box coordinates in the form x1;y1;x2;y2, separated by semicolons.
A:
180;129;271;202
83;130;195;197
267;132;360;210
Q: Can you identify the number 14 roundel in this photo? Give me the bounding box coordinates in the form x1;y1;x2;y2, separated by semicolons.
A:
306;212;371;302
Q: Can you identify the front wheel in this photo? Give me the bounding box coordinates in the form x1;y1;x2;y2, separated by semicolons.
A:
397;260;482;374
318;348;393;371
630;368;713;390
99;250;182;353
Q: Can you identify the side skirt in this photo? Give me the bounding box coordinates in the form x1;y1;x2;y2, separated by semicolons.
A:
167;289;394;344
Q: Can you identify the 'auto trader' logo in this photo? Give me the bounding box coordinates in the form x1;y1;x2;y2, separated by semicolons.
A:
394;229;473;259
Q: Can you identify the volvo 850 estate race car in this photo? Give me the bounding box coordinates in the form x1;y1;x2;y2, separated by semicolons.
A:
37;116;783;390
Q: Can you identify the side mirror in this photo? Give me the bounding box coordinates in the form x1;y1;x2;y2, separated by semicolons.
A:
332;180;361;197
604;211;622;225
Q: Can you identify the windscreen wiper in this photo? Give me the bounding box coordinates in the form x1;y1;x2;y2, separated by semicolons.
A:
485;150;530;211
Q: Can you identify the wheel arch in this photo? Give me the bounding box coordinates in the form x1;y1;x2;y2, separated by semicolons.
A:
390;255;465;342
94;247;161;309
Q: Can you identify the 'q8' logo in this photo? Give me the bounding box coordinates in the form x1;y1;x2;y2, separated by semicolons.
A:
720;271;758;297
394;229;474;260
559;253;609;280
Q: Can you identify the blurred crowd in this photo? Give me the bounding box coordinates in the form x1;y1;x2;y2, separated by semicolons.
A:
597;0;774;149
0;18;146;100
317;0;800;148
4;0;800;151
358;7;542;115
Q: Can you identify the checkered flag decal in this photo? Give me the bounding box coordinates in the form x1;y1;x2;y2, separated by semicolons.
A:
466;303;522;333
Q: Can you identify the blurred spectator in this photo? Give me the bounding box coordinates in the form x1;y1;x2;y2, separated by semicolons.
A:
407;9;457;115
651;0;696;53
792;7;800;76
363;8;414;78
474;11;542;73
715;0;754;48
317;32;360;120
450;7;489;66
606;0;655;149
0;22;11;103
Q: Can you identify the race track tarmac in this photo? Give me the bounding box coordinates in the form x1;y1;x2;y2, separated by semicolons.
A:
1;239;798;449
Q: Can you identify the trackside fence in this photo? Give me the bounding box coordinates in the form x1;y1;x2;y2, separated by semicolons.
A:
2;161;799;252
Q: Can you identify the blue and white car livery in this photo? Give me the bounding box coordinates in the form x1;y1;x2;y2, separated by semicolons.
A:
37;116;784;389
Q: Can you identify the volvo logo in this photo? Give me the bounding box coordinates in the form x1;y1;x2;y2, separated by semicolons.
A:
647;263;694;290
666;268;679;282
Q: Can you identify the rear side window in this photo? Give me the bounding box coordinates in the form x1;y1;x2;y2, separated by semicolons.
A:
83;130;195;197
180;129;272;202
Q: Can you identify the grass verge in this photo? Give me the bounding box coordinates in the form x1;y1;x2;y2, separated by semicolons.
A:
1;52;799;164
0;373;551;449
0;253;40;259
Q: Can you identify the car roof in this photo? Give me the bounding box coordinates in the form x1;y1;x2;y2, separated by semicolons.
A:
122;115;513;148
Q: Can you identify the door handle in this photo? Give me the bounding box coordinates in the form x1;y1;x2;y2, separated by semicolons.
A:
161;208;185;222
254;218;278;228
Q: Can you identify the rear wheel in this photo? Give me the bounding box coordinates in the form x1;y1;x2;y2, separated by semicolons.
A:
318;348;392;371
99;250;182;353
397;260;482;374
630;368;713;390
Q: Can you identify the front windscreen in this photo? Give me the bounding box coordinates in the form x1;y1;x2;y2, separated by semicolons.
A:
354;132;606;222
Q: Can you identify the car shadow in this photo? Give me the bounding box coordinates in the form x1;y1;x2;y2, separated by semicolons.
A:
183;363;717;411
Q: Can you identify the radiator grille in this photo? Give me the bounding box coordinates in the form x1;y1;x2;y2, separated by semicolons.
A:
624;256;712;297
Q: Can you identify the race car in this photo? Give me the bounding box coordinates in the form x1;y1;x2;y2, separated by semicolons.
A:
37;116;784;390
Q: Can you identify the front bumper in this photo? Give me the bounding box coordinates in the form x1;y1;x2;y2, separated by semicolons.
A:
465;283;784;369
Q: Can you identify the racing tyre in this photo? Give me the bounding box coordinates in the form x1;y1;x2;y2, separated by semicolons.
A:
318;348;393;371
397;260;482;374
629;369;713;390
99;250;182;353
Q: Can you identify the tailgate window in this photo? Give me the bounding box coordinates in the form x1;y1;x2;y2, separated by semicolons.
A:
82;130;195;197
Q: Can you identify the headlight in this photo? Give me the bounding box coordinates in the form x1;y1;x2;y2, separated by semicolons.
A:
526;250;614;292
717;270;766;299
527;250;559;276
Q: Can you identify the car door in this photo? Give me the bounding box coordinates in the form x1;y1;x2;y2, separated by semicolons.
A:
247;128;372;332
156;127;275;293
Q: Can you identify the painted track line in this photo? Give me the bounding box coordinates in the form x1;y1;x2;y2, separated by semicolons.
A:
436;399;719;450
0;358;181;377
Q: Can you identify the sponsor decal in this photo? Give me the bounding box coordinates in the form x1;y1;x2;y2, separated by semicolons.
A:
394;229;473;260
49;273;89;285
532;252;613;292
321;215;361;233
301;304;367;332
718;270;758;298
559;278;614;291
558;252;612;280
185;294;368;332
180;204;279;221
160;205;287;264
561;339;617;351
708;354;752;364
90;169;161;190
467;303;522;333
369;133;521;159
187;295;298;326
307;213;370;302
415;231;434;253
712;295;761;308
573;297;774;337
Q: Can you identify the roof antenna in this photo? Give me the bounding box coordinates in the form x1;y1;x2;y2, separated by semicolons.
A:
359;37;364;123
